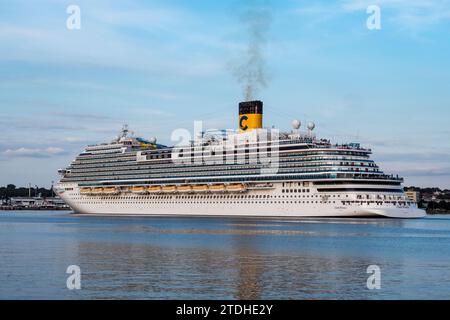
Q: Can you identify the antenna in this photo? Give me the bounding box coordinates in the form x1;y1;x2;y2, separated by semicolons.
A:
119;124;129;139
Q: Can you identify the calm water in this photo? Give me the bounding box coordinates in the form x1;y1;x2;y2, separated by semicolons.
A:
0;211;450;299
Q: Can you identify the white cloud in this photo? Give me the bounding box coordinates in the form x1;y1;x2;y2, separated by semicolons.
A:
343;0;450;27
3;147;66;158
0;1;228;77
342;0;446;11
292;0;450;30
45;147;65;155
63;137;87;143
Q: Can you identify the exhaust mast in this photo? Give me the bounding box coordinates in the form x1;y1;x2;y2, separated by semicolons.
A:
238;100;263;132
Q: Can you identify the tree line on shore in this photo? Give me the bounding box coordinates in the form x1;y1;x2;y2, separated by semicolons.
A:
0;184;54;199
423;200;450;213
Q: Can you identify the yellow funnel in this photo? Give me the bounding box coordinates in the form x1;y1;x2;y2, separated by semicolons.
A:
238;100;263;132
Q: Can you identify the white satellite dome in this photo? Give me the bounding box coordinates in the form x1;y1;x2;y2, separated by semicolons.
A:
149;137;157;144
292;119;301;130
307;121;315;131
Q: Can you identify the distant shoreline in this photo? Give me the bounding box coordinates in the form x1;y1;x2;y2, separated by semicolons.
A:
0;206;70;211
426;209;450;215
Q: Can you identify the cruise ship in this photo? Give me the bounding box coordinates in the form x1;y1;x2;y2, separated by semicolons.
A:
55;101;425;218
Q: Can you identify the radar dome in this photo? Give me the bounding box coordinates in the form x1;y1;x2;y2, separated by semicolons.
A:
292;119;301;130
307;122;315;131
149;137;157;144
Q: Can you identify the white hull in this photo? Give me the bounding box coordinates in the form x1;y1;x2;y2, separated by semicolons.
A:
56;183;426;219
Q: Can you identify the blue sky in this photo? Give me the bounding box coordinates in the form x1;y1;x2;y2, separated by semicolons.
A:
0;0;450;188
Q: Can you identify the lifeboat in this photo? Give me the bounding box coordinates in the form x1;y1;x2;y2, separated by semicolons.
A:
209;184;225;192
162;185;177;193
225;184;246;192
103;187;119;195
131;186;148;194
177;185;192;193
91;187;104;195
148;185;162;193
192;185;208;192
80;187;92;195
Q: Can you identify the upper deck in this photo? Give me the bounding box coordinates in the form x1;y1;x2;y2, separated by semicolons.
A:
58;125;397;186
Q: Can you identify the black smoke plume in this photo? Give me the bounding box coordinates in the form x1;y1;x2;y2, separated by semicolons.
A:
230;1;272;101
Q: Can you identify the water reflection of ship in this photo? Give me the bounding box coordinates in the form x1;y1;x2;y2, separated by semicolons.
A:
231;235;263;299
227;219;393;299
69;219;395;299
71;239;265;299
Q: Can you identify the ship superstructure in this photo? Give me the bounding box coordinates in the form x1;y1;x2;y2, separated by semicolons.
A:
55;101;425;218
